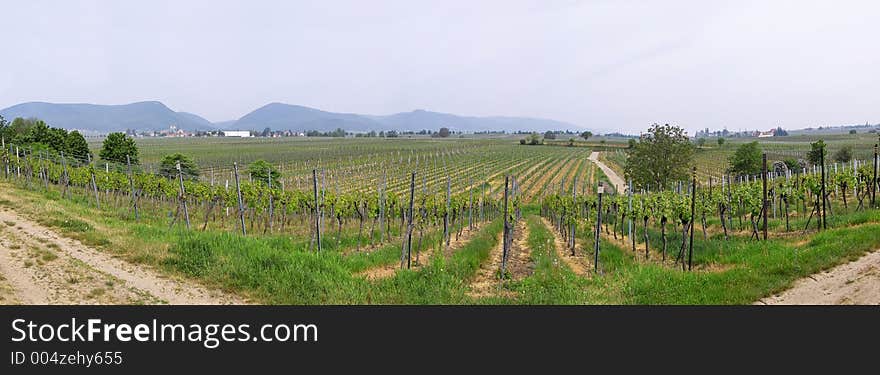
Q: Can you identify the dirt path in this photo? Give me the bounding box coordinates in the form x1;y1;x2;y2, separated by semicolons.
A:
540;217;591;276
758;249;880;305
588;152;627;194
0;207;246;305
467;221;531;298
356;223;483;280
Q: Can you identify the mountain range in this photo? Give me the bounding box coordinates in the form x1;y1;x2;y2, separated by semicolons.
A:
0;101;583;134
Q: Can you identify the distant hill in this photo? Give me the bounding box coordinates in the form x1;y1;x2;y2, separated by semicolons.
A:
0;100;585;133
233;103;381;131
0;101;215;132
233;104;581;133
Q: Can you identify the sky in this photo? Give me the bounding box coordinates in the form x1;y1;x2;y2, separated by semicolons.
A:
1;0;878;134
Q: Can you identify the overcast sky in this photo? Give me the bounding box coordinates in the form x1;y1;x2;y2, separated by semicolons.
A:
1;0;878;133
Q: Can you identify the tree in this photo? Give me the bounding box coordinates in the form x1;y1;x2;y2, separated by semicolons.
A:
849;129;857;135
438;127;451;138
783;158;801;172
543;131;557;140
261;127;272;137
833;145;853;163
247;160;281;183
528;132;542;145
728;141;762;176
99;132;139;165
627;138;636;149
775;127;789;136
568;137;575;146
717;137;725;146
159;153;199;179
624;123;695;190
580;131;592;141
64;131;90;160
807;140;827;166
696;138;707;148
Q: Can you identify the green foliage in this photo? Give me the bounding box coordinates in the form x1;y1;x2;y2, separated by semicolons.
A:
438;127;450;138
64;131;91;160
159;153;200;179
728;141;762;176
832;145;852;163
717;137;725;146
624;123;695;190
782;158;800;171
580;131;592;141
807;140;826;166
696;138;706;147
543;131;556;140
99;132;139;164
247;160;281;183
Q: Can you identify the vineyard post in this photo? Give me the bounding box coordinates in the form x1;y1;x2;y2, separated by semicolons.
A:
87;154;100;209
762;153;768;240
468;175;474;230
177;162;191;229
501;175;510;279
378;170;386;242
127;154;138;221
688;167;696;271
444;175;451;251
400;171;415;269
267;172;274;233
594;182;603;273
15;146;20;178
234;162;246;236
820;144;827;230
628;179;634;253
312;168;321;251
60;151;69;199
570;175;577;254
872;143;877;207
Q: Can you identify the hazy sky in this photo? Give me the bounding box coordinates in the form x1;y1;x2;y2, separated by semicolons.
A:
2;0;878;133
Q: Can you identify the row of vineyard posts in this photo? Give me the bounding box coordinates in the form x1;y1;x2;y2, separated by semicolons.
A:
0;140;506;257
541;141;880;272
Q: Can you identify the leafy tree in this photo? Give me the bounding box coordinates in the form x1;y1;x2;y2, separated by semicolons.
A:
543;131;557;140
717;137;725;146
438;127;451;138
849;129;857;135
0;115;7;141
833;145;853;163
696;138;707;148
386;130;399;138
627;138;636;149
568;137;575;146
261;127;272;137
807;140;827;166
99;132;139;165
624;123;695;190
783;158;801;172
580;131;592;141
728;141;762;176
64;131;91;160
774;127;789;136
159;153;200;179
528;132;542;145
247;160;281;183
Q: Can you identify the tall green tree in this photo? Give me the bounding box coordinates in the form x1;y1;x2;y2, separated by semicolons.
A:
580;131;592;141
99;132;139;164
159;153;199;179
728;141;762;176
624;123;695;190
807;140;827;166
64;131;91;161
833;145;853;163
247;160;281;183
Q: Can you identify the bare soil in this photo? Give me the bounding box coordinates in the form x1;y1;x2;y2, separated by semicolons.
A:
758;249;880;305
0;207;246;305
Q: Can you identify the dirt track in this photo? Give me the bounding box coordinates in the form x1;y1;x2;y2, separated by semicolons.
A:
758;249;880;305
588;152;627;194
0;207;246;305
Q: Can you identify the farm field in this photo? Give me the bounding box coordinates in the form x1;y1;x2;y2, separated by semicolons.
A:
2;135;880;304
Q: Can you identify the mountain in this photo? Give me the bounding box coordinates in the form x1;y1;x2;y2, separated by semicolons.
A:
232;104;581;133
0;100;585;133
0;101;215;132
233;103;381;131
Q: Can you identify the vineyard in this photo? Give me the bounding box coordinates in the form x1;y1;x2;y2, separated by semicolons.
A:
2;135;880;304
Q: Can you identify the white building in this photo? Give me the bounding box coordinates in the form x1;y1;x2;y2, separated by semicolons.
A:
222;130;252;137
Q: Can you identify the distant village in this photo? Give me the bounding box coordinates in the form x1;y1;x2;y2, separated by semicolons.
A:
125;125;305;138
